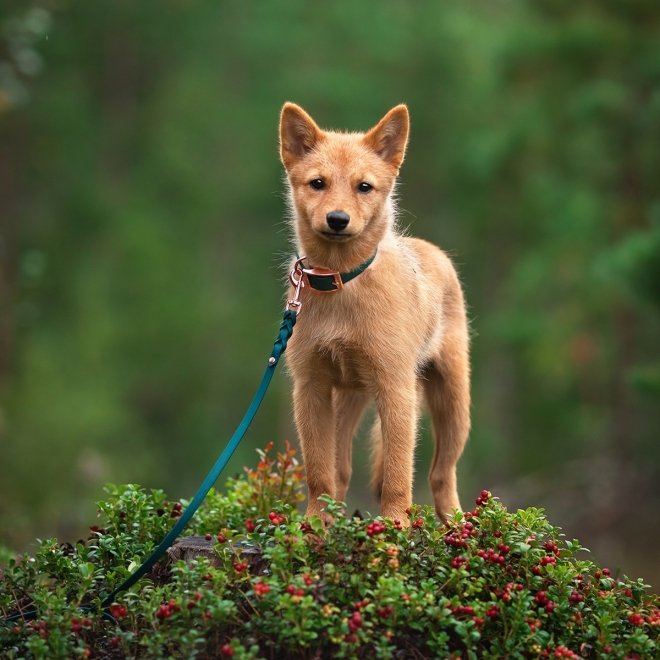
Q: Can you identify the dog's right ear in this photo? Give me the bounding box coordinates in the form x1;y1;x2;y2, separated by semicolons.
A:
279;103;323;170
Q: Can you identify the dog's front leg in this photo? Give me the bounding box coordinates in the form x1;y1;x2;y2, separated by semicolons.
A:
376;370;419;523
292;366;336;520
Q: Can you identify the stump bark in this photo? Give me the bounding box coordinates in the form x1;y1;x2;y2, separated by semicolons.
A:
166;536;267;574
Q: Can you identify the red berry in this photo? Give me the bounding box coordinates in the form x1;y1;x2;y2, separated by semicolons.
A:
254;581;270;596
366;520;386;536
348;610;363;632
109;603;127;620
220;644;235;657
245;519;256;532
205;533;212;541
486;605;499;618
628;612;644;626
156;604;171;620
217;533;227;543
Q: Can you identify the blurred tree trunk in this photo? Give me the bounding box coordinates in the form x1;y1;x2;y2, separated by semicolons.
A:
0;123;21;393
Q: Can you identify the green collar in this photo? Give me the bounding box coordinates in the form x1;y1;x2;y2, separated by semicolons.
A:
300;252;377;292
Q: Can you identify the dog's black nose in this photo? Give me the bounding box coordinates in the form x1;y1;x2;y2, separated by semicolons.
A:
326;210;350;232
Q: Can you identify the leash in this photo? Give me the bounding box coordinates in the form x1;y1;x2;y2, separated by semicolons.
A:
2;251;376;624
1;309;297;625
99;308;298;609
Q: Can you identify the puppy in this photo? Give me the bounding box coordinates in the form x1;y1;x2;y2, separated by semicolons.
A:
279;103;470;524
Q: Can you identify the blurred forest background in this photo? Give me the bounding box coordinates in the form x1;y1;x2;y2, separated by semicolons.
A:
1;1;659;588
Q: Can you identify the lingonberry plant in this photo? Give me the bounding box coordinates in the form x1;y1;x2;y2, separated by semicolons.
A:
0;443;658;658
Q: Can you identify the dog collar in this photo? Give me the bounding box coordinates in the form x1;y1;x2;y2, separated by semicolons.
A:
295;252;377;292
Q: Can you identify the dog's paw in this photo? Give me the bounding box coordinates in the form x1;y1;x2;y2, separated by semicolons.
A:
381;507;411;527
433;495;462;524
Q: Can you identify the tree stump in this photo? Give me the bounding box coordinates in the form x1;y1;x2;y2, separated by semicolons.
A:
166;536;267;574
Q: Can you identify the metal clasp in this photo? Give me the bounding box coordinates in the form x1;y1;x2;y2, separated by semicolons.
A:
286;257;306;314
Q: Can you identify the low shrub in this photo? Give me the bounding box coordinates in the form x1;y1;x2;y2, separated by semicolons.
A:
1;443;658;658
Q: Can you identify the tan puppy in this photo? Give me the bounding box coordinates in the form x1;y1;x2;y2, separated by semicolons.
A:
279;103;470;524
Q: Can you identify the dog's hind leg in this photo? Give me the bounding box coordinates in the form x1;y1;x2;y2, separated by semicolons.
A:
369;415;384;502
423;331;471;520
333;388;369;503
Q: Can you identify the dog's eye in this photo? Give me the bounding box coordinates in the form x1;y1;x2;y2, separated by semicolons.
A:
357;182;373;193
309;178;325;190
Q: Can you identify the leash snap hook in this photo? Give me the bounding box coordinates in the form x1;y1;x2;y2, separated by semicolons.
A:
287;257;306;314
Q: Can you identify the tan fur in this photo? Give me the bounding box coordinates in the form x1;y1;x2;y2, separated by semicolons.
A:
279;103;471;524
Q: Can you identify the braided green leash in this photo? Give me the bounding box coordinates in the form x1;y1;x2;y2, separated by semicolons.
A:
100;309;297;608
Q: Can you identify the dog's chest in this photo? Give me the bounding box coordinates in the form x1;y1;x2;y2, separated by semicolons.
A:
289;296;381;389
325;344;373;390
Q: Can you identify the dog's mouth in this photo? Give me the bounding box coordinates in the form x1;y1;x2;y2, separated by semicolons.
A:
319;230;354;242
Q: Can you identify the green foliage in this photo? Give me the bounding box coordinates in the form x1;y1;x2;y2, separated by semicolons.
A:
1;447;658;659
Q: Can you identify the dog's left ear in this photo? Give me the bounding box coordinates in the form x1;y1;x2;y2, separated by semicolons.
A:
363;104;410;171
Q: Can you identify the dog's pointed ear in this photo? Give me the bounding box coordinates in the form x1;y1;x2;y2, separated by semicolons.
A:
363;104;409;171
279;103;323;170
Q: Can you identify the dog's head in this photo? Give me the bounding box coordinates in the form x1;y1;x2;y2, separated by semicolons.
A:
279;103;409;266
